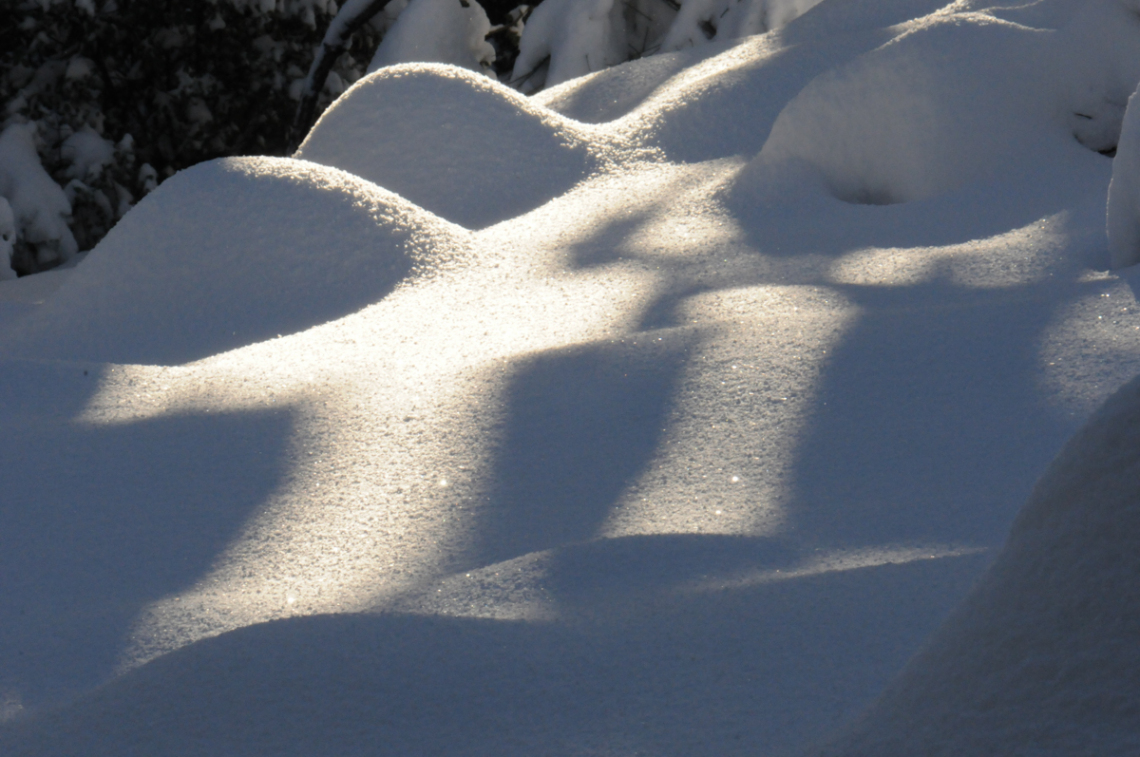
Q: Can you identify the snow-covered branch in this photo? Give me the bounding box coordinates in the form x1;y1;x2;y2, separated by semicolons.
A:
292;0;396;149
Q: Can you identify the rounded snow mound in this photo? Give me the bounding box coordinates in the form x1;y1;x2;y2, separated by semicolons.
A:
5;157;467;366
296;64;599;229
817;374;1140;756
751;14;1064;205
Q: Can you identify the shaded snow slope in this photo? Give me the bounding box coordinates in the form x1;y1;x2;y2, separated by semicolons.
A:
817;371;1140;756
4;1;1140;755
297;65;602;229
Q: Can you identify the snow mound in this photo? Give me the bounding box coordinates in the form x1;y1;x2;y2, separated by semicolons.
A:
4;157;467;365
751;13;1061;205
817;374;1140;756
296;64;599;229
530;0;953;162
1108;81;1140;267
747;1;1140;207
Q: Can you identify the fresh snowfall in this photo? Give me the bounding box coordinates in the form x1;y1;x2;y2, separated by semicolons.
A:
3;0;1140;754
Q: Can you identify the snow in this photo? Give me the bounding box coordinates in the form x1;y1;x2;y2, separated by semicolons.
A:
0;198;16;280
818;370;1140;756
661;0;825;52
296;64;600;228
3;0;1140;755
1109;80;1140;267
508;0;827;93
510;0;628;91
0;123;78;265
60;126;115;183
3;156;468;365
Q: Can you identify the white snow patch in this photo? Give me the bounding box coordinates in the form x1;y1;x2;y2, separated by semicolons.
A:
828;214;1068;289
510;0;627;92
297;64;601;228
367;0;495;74
752;13;1060;205
5;156;468;365
61;126;115;182
3;1;1140;754
0;123;78;263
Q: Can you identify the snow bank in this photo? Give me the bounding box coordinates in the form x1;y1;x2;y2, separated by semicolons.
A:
750;13;1061;205
749;2;1140;207
297;64;599;228
5;157;468;365
529;0;952;161
367;0;495;74
817;372;1140;756
1108;82;1140;267
5;0;1140;754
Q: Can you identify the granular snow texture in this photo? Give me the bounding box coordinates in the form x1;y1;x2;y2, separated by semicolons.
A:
2;1;1140;755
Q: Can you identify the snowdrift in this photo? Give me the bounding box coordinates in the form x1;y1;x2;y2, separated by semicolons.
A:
819;372;1140;756
4;157;468;365
3;1;1140;755
297;65;601;229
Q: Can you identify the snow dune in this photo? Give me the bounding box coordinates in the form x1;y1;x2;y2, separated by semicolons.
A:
3;0;1140;755
4;157;468;365
297;65;602;229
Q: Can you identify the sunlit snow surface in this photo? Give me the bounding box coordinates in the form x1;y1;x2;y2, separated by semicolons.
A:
3;1;1140;755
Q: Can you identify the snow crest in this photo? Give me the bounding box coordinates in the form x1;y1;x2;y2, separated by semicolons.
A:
297;64;600;228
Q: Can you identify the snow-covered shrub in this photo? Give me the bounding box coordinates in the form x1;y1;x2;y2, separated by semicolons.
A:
659;0;820;52
0;197;17;280
0;123;78;273
368;0;497;74
0;0;380;274
1057;0;1140;156
508;0;823;91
